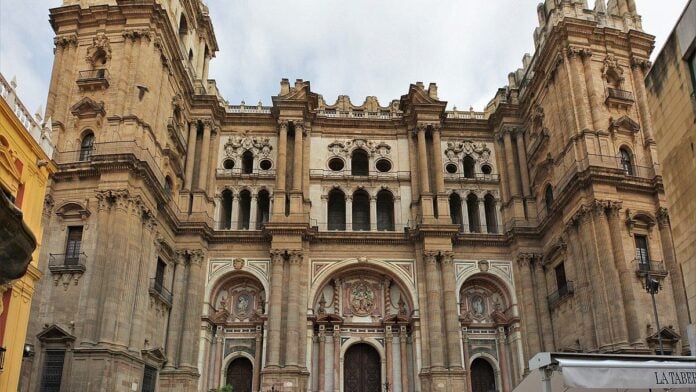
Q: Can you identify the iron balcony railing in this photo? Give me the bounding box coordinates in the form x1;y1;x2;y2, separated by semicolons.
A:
48;253;87;274
149;278;173;306
308;169;411;180
607;87;634;102
635;259;667;277
309;221;410;232
216;167;276;178
547;281;575;309
78;68;109;81
444;172;501;182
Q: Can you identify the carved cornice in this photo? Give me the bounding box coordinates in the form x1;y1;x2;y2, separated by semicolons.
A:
122;28;151;42
176;249;206;265
630;56;652;71
54;33;78;49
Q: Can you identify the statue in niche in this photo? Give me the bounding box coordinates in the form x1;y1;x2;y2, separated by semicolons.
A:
318;293;327;316
492;293;503;311
218;292;228;310
471;295;485;317
350;280;375;316
397;295;407;317
236;293;250;316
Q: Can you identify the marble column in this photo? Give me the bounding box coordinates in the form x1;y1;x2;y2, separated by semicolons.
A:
198;120;212;190
274;122;288;215
249;194;258;230
478;198;487;233
399;328;409;392
165;255;187;368
385;327;394;388
441;251;463;369
184;121;197;190
514;132;531;197
461;197;470;233
345;195;353;231
656;208;691;347
266;250;285;366
285;250;303;366
370;195;377;231
416;125;430;194
503;130;520;197
207;127;219;196
630;58;655;142
318;327;326;392
231;193;239;229
394;196;403;227
592;201;629;346
495;201;503;234
431;125;445;194
292;123;304;191
253;325;263;392
424;250;445;368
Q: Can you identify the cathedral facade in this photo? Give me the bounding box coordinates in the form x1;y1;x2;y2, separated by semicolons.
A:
22;0;691;391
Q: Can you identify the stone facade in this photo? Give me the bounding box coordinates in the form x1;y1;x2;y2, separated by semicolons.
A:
22;0;691;391
645;0;696;341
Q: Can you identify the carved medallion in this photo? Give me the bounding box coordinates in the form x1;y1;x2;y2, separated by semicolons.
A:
233;258;245;270
350;280;375;316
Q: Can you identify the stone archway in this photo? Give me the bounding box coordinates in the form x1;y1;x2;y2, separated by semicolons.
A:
470;357;496;392
226;357;253;392
344;343;381;392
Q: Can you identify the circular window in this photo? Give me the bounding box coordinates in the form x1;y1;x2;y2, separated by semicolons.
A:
259;159;272;171
223;159;235;170
445;163;458;174
375;159;392;173
481;164;492;175
328;158;345;171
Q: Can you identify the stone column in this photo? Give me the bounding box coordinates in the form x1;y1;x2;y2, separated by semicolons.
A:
630;58;655;143
462;331;472;392
514;132;531;197
210;334;221;388
184;121;197;190
181;251;205;368
253;325;263;392
565;223;598;351
165;255;187;368
266;250;285;366
441;252;463;369
333;326;341;392
274;122;288;215
656;208;691;346
82;195;111;343
606;202;640;344
230;193;239;229
394;196;403;227
497;327;510;392
345;195;353;231
531;257;554;351
318;326;326;392
385;327;394;388
431;125;445;194
580;49;602;131
292;123;304;191
567;47;592;132
592;201;629;346
370;195;377;231
461;197;470;233
496;201;503;234
517;254;541;358
478;198;487;233
399;327;409;392
416;125;431;194
285;250;303;366
423;250;444;368
249;194;258;230
495;137;511;204
503;130;520;197
207;127;219;196
198;120;212;190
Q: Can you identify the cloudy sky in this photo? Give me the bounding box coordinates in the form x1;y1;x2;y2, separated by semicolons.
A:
0;0;688;116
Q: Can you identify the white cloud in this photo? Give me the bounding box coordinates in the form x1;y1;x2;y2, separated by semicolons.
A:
0;0;688;114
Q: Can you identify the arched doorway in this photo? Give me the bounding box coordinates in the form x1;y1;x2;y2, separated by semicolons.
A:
471;358;496;392
225;357;253;392
344;343;381;392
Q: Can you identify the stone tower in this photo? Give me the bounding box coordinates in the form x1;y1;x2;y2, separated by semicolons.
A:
23;0;691;391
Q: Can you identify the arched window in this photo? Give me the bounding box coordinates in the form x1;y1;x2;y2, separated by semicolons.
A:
376;190;395;231
544;184;554;211
327;189;346;231
79;132;95;161
220;190;233;230
463;156;475;178
256;189;270;229
188;49;194;63
179;14;188;36
242;150;254;174
352;190;370;231
449;193;463;228
238;190;251;229
620;147;634;175
351;149;369;176
164;176;173;198
484;194;498;234
467;193;481;233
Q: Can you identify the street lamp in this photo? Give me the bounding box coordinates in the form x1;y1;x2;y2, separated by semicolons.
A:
644;270;664;355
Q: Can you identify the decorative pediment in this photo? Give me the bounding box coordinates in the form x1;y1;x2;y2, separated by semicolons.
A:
141;347;167;364
36;324;76;344
647;327;681;345
55;201;91;220
70;97;105;119
399;82;447;115
444;140;491;163
0;144;20;184
609;115;640;134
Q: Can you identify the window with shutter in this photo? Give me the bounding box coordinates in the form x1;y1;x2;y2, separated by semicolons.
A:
40;349;65;392
65;226;83;265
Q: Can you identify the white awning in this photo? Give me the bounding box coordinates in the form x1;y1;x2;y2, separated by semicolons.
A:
557;357;696;389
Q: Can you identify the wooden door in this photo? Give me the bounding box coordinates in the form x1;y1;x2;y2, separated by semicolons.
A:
225;357;253;392
344;343;381;392
471;358;496;392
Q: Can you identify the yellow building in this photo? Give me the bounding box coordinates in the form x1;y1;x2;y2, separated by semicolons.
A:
0;73;56;391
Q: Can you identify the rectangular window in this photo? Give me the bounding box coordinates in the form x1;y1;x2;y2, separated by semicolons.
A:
635;235;650;269
155;258;166;290
40;349;65;392
555;262;568;294
65;226;83;265
142;365;158;392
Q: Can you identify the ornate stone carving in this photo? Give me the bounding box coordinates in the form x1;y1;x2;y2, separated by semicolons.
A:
423;250;438;264
223;134;273;159
444;140;492;165
233;258;245;270
349;280;375;316
54;33;77;49
270;249;284;264
288;250;303;264
85;32;111;66
122;28;151;42
602;54;625;86
656;207;670;228
327;138;390;158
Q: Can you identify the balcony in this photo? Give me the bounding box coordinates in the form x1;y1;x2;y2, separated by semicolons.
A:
547;281;574;309
605;87;634;107
149;278;173;307
444;172;500;183
309;169;410;181
635;259;668;279
216;167;276;179
76;69;110;90
48;253;87;274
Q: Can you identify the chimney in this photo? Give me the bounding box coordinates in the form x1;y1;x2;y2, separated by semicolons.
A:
280;78;290;95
